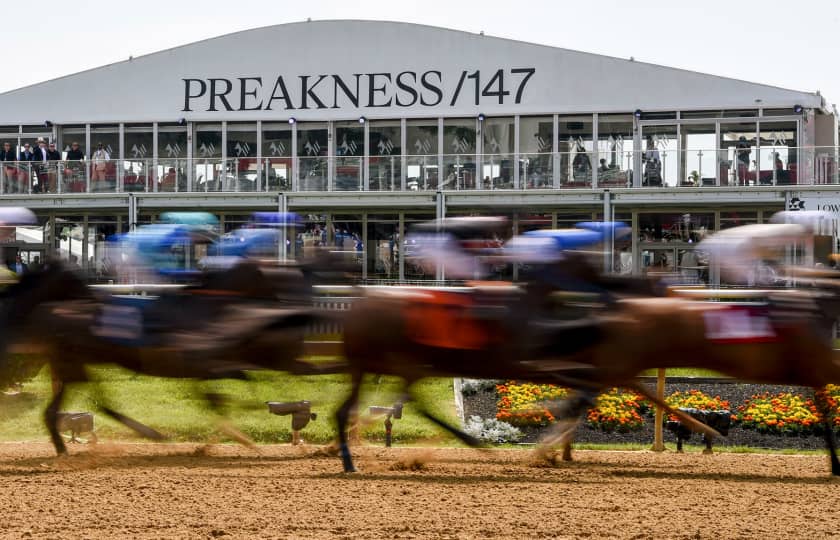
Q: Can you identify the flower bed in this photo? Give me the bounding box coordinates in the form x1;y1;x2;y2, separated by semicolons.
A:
496;382;645;432
494;383;840;437
736;392;820;435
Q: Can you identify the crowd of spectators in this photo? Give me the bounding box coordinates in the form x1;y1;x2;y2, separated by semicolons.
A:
0;139;109;193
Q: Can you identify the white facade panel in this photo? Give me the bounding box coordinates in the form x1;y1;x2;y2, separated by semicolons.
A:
0;21;822;125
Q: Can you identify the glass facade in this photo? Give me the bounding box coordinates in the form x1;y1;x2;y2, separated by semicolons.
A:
368;120;401;190
405;119;438;190
297;122;328;191
443;118;476;190
481;116;514;189
0;111;818;196
519;116;553;188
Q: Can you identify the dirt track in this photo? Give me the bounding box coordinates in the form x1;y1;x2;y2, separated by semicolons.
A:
0;443;837;539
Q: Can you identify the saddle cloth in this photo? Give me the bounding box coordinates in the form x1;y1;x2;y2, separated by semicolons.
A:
404;290;501;350
702;304;778;344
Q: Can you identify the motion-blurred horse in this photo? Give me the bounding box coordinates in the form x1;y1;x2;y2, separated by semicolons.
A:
0;259;330;455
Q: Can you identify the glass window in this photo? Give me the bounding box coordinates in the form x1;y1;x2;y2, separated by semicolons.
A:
758;121;797;185
60;125;85;160
640;126;678;187
405;120;438;191
331;215;363;278
261;123;291;191
368;120;401;191
90;125;119;193
367;216;399;280
158;126;188;192
87;215;118;280
124;125;153;193
638;212;714;243
404;213;437;280
297;122;328;191
597;115;634;188
443;118;476;190
226;123;257;192
293;213;328;261
720;122;757;186
334;121;364;191
481;117;514;189
519;116;553;189
558;115;593;187
194;123;223;192
681;124;716;187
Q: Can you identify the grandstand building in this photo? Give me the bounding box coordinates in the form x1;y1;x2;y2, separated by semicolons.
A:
0;20;838;280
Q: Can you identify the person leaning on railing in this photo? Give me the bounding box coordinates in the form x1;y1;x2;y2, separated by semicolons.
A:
64;142;85;192
0;142;18;192
17;143;35;193
91;142;110;191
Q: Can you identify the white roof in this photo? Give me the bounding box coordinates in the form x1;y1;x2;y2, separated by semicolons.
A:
0;20;822;124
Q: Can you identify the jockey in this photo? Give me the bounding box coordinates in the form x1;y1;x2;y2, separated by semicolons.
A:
509;222;631;302
406;217;508;280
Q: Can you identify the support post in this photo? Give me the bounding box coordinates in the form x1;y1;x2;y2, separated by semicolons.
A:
602;190;611;273
652;367;666;452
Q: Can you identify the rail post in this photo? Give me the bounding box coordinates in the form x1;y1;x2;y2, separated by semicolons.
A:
651;367;666;452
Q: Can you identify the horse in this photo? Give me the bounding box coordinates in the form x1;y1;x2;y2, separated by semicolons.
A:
538;286;840;475
333;281;723;473
0;259;331;455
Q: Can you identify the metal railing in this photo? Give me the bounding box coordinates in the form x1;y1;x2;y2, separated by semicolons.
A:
0;146;837;194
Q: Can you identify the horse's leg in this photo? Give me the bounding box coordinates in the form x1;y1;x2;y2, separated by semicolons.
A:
203;388;256;450
336;370;363;473
534;392;595;464
405;380;483;448
815;387;840;476
99;407;167;441
44;367;67;455
628;383;722;440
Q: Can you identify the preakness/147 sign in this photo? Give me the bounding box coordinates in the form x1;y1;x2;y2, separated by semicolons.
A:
182;68;536;112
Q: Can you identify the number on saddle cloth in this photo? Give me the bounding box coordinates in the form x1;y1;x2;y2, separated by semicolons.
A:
404;291;496;350
702;305;777;344
91;297;150;346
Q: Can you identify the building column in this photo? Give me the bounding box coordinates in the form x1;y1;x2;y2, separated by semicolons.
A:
400;118;407;191
436;191;446;281
602;190;611;273
278;192;288;261
513;115;520;190
552;114;560;188
592;113;599;188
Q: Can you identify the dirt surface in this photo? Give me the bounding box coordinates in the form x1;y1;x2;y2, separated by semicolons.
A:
0;443;837;539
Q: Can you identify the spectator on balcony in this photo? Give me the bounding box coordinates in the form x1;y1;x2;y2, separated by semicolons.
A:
1;142;18;192
160;167;177;191
32;139;51;193
642;137;662;186
91;142;110;190
64;142;85;190
65;142;84;161
735;136;751;184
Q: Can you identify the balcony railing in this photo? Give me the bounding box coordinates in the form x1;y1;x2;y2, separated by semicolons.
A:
0;146;837;194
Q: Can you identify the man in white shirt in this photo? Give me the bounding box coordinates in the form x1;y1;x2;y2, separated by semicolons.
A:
91;142;111;190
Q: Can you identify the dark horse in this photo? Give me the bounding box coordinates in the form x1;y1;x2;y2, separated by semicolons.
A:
0;259;326;455
334;284;720;473
539;289;840;475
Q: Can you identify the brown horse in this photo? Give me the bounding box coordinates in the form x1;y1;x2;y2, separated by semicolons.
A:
541;289;840;475
0;260;327;455
334;284;722;473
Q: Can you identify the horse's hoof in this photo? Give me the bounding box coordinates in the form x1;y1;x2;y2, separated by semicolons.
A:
702;449;714;455
343;467;358;474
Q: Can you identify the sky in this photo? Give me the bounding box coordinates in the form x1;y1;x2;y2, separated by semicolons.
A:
1;0;839;108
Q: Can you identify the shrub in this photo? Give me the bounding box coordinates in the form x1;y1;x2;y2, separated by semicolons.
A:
460;379;501;396
463;415;523;443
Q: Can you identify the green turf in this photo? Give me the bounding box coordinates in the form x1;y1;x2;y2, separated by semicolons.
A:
0;365;458;446
638;368;728;378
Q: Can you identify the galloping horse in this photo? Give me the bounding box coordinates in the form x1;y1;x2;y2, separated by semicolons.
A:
0;259;326;455
334;278;726;473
